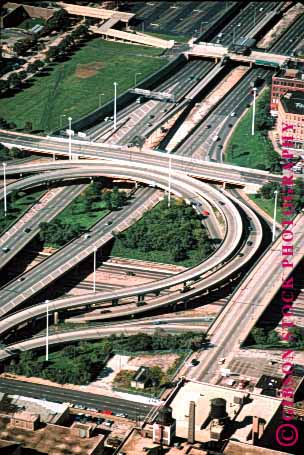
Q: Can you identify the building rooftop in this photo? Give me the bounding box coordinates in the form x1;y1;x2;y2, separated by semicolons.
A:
224;440;293;455
170;381;281;443
0;415;105;455
280;91;304;115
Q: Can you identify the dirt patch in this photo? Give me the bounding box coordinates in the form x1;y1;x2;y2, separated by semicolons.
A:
128;353;180;373
75;61;104;79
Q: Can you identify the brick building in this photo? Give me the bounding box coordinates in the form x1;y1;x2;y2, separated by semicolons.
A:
270;67;304;115
277;91;304;151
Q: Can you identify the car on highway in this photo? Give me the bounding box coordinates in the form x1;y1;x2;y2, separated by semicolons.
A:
1;247;10;253
201;210;210;216
24;227;31;233
230;112;236;117
191;359;200;366
105;221;112;226
218;358;226;364
247;240;253;246
103;410;113;415
18;277;25;282
116;412;128;418
83;233;90;239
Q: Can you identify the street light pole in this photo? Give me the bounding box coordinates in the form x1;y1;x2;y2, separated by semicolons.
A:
93;246;97;293
113;82;117;131
45;299;50;362
68;116;72;160
251;87;257;136
168;152;172;208
272;190;278;242
134;72;142;87
60;114;66;129
2;162;7;217
99;93;105;107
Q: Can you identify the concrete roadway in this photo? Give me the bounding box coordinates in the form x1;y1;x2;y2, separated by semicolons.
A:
187;213;304;384
0;185;263;346
0;163;243;318
0;131;279;187
0;183;87;270
0;378;152;420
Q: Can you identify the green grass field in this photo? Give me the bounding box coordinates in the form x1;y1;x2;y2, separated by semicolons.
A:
0;38;168;132
0;190;45;235
249;195;282;222
145;31;190;43
225;90;276;170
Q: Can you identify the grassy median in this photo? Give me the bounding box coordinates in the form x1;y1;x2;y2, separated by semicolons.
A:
0;38;168;132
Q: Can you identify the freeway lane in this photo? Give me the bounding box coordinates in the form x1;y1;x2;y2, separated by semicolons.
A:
0;163;243;318
0;183;88;270
187;213;304;384
0;131;279;187
0;378;153;420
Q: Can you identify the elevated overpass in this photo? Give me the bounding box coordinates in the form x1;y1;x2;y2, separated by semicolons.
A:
186;43;302;67
91;26;174;49
0;130;279;189
57;2;134;23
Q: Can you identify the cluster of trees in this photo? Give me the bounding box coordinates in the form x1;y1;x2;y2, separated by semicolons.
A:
0;143;27;160
116;199;213;262
6;340;112;385
252;326;304;348
39;184;127;247
43;9;71;35
6;332;205;385
46;24;89;62
13;36;38;56
0;59;45;95
257;179;304;212
109;331;207;352
39;219;83;247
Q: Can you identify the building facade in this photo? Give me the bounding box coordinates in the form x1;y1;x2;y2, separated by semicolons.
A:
270;68;304;115
277;91;304;151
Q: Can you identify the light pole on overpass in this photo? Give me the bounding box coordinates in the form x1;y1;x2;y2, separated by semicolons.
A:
233;23;241;44
134;72;142;87
68;116;72;160
2;162;7;217
251;87;257;136
45;299;50;362
99;93;105;108
168;152;172;208
113;82;118;131
93;245;97;293
60;114;66;129
272;190;278;242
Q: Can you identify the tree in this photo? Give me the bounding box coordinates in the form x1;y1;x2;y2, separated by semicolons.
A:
8;72;22;89
46;46;58;61
24;121;33;132
0;80;9;93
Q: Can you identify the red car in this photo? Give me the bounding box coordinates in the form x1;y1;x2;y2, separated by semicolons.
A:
103;410;113;415
201;210;210;216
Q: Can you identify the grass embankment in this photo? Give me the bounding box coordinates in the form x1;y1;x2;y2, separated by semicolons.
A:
225;89;278;171
0;190;44;235
111;199;214;267
0;39;167;132
145;31;190;43
249;195;282;223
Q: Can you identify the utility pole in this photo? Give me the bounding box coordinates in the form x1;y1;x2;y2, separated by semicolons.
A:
45;300;50;361
93;246;97;293
134;72;142;87
168;152;172;208
68;116;72;160
113;82;117;130
2;162;7;217
99;93;104;107
272;190;278;242
251;87;257;136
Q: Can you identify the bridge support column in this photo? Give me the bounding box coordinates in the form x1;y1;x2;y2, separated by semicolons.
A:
112;298;118;306
222;181;226;190
138;294;144;302
155;290;160;296
184;300;188;310
54;312;59;325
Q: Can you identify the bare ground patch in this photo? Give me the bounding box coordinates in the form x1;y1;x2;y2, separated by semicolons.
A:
128;353;180;373
75;61;105;78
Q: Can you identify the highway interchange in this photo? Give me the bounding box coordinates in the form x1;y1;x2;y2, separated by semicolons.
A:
0;1;303;420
